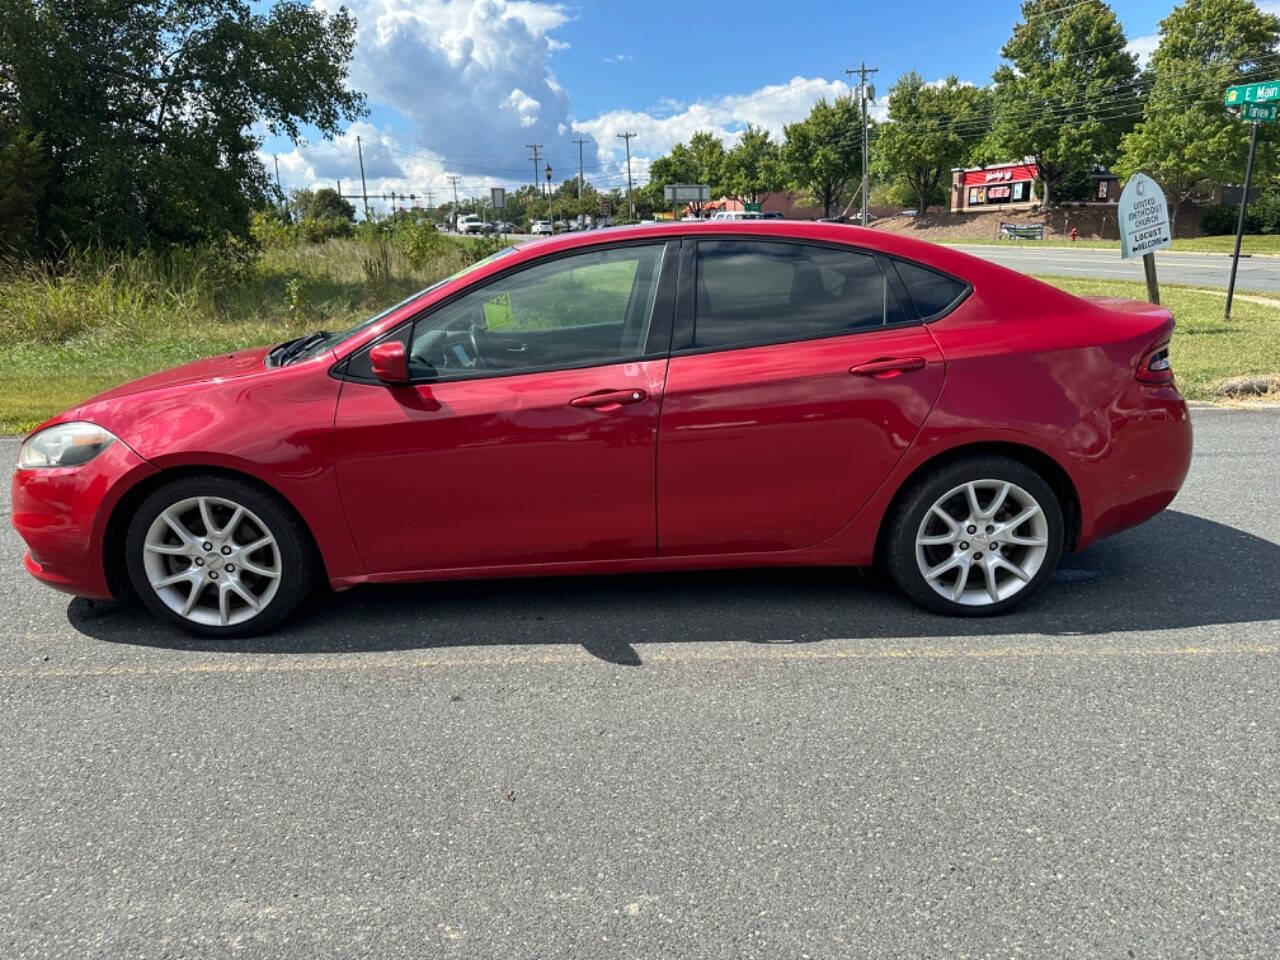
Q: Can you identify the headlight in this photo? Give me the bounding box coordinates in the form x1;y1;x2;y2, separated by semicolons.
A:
18;421;118;469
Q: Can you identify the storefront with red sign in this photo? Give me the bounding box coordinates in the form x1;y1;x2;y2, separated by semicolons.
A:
950;160;1039;213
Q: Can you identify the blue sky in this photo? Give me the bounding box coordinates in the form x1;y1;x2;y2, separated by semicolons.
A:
262;0;1187;211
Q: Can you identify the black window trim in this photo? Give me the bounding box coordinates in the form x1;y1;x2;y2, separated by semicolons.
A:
333;237;680;386
671;234;940;357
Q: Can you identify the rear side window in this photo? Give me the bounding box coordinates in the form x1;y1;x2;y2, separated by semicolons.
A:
693;240;905;350
893;260;969;319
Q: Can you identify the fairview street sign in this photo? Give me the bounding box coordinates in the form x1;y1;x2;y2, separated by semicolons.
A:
1225;80;1280;106
1240;102;1278;123
1119;172;1172;260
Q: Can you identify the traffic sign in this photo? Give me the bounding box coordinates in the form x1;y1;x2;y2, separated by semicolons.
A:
744;202;762;213
1240;102;1278;123
1225;80;1280;106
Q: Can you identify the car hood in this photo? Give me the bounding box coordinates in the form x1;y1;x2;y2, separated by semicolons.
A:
78;347;274;408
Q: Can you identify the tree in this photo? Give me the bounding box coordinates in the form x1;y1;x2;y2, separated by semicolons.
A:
782;97;865;217
873;73;990;215
1116;0;1280;234
722;124;783;205
0;0;365;252
289;187;355;223
989;0;1139;209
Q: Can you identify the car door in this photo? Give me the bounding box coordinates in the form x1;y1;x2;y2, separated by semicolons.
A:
333;240;677;575
656;237;948;556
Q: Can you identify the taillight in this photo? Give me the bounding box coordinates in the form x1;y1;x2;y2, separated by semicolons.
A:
1137;344;1173;384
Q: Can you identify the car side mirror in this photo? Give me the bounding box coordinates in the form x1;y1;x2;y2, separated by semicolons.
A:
370;341;408;384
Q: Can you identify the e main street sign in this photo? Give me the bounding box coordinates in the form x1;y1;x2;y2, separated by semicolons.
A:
1118;172;1172;261
1225;80;1280;106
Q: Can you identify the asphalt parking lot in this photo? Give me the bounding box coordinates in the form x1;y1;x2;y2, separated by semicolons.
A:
2;407;1278;958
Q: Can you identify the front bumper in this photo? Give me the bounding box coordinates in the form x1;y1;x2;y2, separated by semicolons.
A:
1063;382;1193;550
11;440;157;599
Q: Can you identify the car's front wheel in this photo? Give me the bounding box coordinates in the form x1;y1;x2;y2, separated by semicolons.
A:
884;456;1064;616
125;475;315;637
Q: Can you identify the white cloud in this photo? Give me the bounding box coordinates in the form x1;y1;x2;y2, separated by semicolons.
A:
573;75;859;175
310;0;590;186
602;53;634;63
1127;33;1159;68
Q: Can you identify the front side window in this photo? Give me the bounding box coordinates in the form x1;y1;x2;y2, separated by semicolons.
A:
693;240;904;350
404;243;667;380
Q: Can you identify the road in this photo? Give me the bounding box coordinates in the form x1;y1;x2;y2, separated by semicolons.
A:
2;408;1278;958
952;243;1280;292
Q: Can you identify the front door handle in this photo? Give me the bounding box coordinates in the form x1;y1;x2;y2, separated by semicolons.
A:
849;356;927;379
570;388;648;410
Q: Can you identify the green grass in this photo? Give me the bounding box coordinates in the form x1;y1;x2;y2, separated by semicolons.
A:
1031;274;1280;400
3;239;1277;434
0;238;478;433
942;234;1280;255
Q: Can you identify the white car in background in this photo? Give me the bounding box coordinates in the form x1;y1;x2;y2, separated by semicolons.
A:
530;220;553;235
711;210;764;221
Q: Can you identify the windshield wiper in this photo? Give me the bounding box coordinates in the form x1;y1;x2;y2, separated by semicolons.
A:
277;330;333;365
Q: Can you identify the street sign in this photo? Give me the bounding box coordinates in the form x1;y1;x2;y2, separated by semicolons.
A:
1240;102;1278;123
490;187;506;210
744;202;762;213
1118;172;1172;260
663;183;711;203
1225;80;1280;106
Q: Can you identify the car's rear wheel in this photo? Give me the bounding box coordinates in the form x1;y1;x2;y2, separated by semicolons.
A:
884;456;1064;616
125;475;314;637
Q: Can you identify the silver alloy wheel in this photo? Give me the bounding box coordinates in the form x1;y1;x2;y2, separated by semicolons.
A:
914;479;1050;607
141;495;282;627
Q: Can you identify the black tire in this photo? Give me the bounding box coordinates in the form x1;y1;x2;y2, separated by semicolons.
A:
124;474;315;637
883;455;1064;617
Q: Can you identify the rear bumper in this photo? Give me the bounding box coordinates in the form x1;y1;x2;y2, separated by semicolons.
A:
1063;382;1192;551
11;441;157;600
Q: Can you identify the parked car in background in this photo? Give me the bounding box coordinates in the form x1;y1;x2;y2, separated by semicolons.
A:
455;214;492;235
762;212;784;220
711;210;764;221
530;220;553;235
492;220;511;233
12;221;1192;636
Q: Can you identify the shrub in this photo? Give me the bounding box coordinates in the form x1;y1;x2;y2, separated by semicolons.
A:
297;216;353;244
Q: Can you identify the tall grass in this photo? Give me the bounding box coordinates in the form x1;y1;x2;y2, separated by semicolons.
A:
0;229;489;432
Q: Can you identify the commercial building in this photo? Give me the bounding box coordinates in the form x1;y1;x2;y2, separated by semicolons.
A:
950;159;1122;213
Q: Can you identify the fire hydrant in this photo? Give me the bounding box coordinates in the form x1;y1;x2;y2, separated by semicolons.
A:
1070;227;1078;242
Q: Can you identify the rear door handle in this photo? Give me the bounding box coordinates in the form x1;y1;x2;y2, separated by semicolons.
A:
849;356;927;379
570;388;648;409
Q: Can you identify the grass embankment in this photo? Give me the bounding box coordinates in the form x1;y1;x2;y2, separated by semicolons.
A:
0;238;483;433
940;234;1280;255
1036;275;1280;400
1;240;1276;434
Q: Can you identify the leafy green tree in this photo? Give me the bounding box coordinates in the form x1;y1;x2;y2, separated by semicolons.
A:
873;73;990;215
0;0;365;252
722;124;783;205
782;97;865;217
0;127;47;254
289;187;356;223
989;0;1138;209
1116;0;1280;234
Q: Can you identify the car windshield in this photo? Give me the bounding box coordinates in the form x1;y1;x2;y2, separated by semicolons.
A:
284;245;518;363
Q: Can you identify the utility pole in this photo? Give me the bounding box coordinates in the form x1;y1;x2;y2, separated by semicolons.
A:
447;175;461;220
573;137;589;199
356;135;371;221
526;144;543;196
272;154;286;216
846;62;878;226
1225;120;1261;319
617;132;636;220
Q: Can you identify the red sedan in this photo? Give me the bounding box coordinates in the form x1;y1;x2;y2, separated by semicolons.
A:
11;223;1191;636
